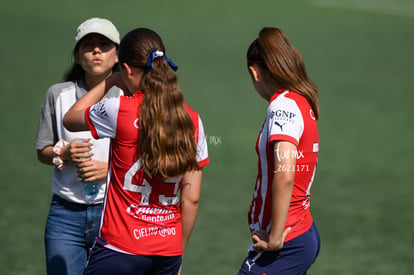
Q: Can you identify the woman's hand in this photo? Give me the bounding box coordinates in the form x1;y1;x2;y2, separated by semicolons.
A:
252;227;291;252
62;138;108;181
77;159;108;182
61;138;93;163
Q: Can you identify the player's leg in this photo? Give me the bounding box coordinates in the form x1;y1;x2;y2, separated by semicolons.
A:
44;195;88;275
84;242;152;275
264;222;321;274
84;241;182;275
305;222;321;272
85;203;103;255
238;251;266;275
151;255;182;274
238;223;320;275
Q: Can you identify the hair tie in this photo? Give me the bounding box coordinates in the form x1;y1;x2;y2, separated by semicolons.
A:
146;50;178;71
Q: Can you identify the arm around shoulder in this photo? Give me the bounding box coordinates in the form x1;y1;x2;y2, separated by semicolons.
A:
63;73;125;132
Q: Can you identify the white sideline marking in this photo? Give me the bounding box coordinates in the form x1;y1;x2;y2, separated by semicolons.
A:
310;0;414;18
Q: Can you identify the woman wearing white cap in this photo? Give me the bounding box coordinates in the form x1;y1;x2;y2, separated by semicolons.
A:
34;18;122;275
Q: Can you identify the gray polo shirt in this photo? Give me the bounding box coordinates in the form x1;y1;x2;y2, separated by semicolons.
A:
35;79;122;204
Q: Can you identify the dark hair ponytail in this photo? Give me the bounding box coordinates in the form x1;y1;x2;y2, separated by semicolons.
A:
119;28;199;178
247;27;319;119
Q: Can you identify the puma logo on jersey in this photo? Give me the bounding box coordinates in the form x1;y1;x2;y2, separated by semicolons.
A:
274;121;285;131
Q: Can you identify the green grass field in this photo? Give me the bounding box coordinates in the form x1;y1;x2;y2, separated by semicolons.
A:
1;0;413;274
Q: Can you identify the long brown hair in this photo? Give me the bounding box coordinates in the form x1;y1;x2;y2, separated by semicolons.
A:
247;27;320;119
118;28;199;178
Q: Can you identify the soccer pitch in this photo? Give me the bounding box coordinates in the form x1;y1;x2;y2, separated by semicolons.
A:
1;0;413;274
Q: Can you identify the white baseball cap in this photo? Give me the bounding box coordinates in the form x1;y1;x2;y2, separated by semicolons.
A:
74;17;120;47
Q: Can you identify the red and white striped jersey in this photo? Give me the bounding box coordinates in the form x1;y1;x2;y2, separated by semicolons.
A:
248;90;319;242
85;91;209;256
